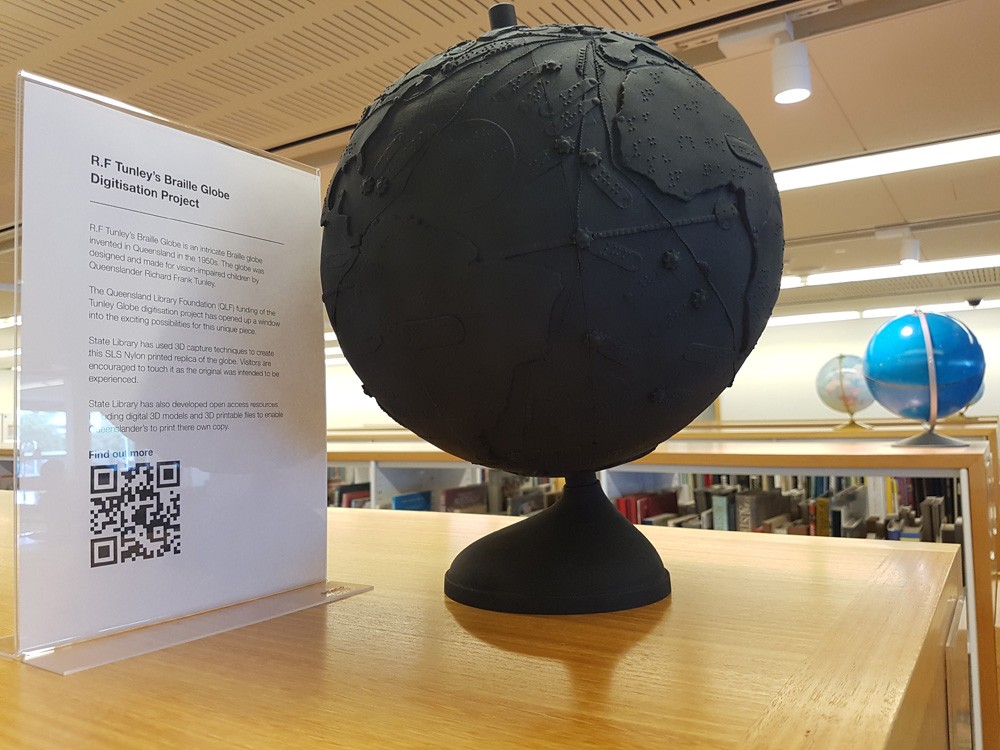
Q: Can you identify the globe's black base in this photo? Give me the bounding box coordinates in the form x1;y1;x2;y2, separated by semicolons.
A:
444;473;671;614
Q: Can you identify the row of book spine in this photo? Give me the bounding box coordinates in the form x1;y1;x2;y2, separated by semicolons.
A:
328;465;961;544
615;474;962;544
327;472;563;514
686;473;956;520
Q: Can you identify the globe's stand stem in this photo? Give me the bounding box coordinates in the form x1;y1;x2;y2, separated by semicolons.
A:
444;472;671;613
894;427;968;448
834;416;873;431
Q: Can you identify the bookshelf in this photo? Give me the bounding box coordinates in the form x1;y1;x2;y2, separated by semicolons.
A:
618;437;998;747
373;462;482;509
327;434;999;747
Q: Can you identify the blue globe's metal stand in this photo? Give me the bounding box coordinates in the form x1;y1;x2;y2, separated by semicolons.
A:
894;428;967;448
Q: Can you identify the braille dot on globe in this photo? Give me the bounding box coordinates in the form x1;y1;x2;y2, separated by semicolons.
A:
864;312;985;421
321;23;784;476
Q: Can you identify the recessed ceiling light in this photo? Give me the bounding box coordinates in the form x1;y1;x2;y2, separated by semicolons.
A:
766;311;861;327
862;300;1000;318
774;132;1000;191
779;276;804;289
779;253;1000;288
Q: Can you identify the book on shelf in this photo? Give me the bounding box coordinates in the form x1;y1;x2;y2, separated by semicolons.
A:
485;470;529;514
342;489;372;509
883;477;896;516
760;513;790;533
615;490;679;525
693;482;731;513
678;496;697;516
699;508;713;529
441;484;489;513
813;496;831;537
667;514;699;527
615;495;638;524
783;488;806;521
735;488;786;532
327;482;341;505
624;472;963;544
941;517;964;546
860;516;883;540
637;490;678;524
894;476;916;510
919;495;945;542
830;484;868;537
331;482;371;508
391;490;432;511
509;488;545;516
710;485;738;531
886;516;903;540
693;486;714;514
808;476;830;498
327;467;348;504
841;517;866;539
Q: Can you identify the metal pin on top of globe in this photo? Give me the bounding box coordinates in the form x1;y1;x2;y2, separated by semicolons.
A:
487;3;517;30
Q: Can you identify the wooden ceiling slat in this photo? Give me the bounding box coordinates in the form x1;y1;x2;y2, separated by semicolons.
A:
0;0;997;318
367;0;428;37
0;18;55;62
6;0;91;29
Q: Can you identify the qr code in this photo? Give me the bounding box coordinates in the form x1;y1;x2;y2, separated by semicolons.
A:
89;461;181;568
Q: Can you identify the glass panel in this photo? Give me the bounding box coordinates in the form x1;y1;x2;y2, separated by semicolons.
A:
0;75;25;656
13;72;327;655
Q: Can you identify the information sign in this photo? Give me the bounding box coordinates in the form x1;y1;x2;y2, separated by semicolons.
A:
15;73;328;654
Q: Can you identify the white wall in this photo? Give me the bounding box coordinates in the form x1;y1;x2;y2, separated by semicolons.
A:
326;306;1000;429
326;364;396;429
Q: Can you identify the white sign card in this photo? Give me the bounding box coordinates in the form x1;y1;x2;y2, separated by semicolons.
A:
16;74;327;653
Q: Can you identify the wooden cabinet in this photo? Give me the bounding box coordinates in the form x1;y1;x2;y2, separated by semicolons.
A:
0;509;973;748
328;434;1000;748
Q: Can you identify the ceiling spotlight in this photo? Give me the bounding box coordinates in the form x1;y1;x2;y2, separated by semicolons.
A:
717;16;811;105
900;237;921;265
772;38;811;104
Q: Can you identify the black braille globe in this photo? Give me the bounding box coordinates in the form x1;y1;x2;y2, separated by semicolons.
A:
321;24;783;476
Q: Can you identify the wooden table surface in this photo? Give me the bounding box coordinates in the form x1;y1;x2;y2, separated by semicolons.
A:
0;508;968;749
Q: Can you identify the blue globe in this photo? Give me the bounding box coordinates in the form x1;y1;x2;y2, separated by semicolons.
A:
967;380;985;408
864;312;985;421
